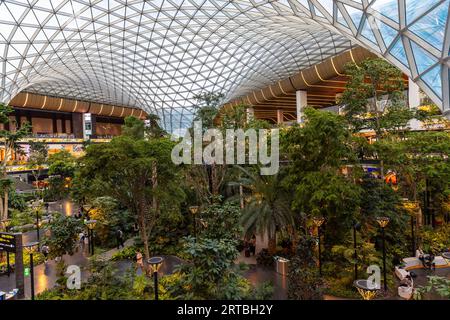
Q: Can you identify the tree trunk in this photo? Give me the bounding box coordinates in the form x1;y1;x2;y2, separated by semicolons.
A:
4;191;8;220
138;212;150;263
152;161;158;213
268;233;277;255
239;184;244;209
0;194;3;221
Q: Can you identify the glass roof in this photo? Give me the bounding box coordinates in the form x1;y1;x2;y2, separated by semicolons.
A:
0;0;449;131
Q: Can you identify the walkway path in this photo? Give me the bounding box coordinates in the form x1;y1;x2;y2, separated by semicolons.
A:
0;236;135;299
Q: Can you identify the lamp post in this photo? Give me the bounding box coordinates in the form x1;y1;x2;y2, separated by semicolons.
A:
402;199;417;257
353;221;361;281
85;220;97;255
31;201;41;243
354;279;379;300
312;216;325;276
189;206;199;242
376;216;390;292
148;256;164;300
23;242;39;300
1;219;12;277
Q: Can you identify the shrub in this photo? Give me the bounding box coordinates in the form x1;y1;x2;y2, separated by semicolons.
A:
256;249;274;267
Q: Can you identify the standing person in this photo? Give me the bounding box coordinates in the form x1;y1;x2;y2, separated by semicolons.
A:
41;245;50;263
116;228;125;249
136;250;144;273
78;231;86;250
250;235;257;256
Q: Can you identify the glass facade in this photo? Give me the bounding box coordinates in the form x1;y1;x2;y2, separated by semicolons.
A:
0;0;449;131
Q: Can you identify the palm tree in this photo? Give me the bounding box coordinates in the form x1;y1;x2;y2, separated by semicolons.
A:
235;166;294;255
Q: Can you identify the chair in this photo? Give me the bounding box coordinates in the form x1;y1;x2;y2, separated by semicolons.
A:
398;281;414;300
395;266;410;280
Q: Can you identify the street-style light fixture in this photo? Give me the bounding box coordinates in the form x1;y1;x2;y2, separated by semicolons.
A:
312;216;325;276
31;201;41;243
189;206;199;241
23;242;39;300
85;220;97;255
353;279;379;300
376;216;390;291
148;256;164;300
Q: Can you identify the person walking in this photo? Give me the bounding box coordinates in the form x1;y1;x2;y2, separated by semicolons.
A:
41;245;50;263
250;235;257;256
136;250;144;273
116;228;125;249
78;231;86;251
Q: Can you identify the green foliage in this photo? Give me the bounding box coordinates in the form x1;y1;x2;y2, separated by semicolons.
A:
288;235;324;300
46;150;77;200
283;108;361;244
415;276;450;300
88;196;133;248
43;214;84;258
122;116;145;139
338;58;409;135
8;189;28;211
75;121;185;259
419;224;450;253
9;208;35;227
192;92;224;131
238;165;293;252
165;236;250;299
37;260;151;300
255;249;274;267
199;199;242;241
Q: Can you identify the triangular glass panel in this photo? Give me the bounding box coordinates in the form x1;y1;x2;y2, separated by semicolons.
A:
313;5;326;18
410;40;438;74
420;64;442;98
377;19;397;48
409;0;449;50
405;0;441;24
317;0;334;15
370;0;399;22
361;17;377;44
344;4;363;29
337;7;350;28
389;37;408;67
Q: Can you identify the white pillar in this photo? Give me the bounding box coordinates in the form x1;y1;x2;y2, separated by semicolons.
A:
296;90;307;123
277;109;284;124
246;107;254;123
408;78;421;109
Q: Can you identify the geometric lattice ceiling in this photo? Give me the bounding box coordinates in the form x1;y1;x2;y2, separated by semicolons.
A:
1;1;449;132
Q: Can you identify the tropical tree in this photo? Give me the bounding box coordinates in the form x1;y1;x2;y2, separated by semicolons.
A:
238;166;293;254
166;236;248;299
44;214;84;260
27;141;48;199
288;235;324;300
46;150;77;200
75;116;184;262
0;103;31;220
282;107;362;245
338;58;411;137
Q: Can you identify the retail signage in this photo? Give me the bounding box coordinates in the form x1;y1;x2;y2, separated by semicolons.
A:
0;232;16;253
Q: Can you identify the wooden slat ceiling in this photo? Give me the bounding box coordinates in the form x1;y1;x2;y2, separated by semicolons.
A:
220;47;409;123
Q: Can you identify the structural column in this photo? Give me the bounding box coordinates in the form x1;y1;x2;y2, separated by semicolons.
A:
296;90;307;123
246;107;254;123
277;109;284;124
408;78;421;109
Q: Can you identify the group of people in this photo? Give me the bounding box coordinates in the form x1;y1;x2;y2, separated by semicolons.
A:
417;248;436;270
